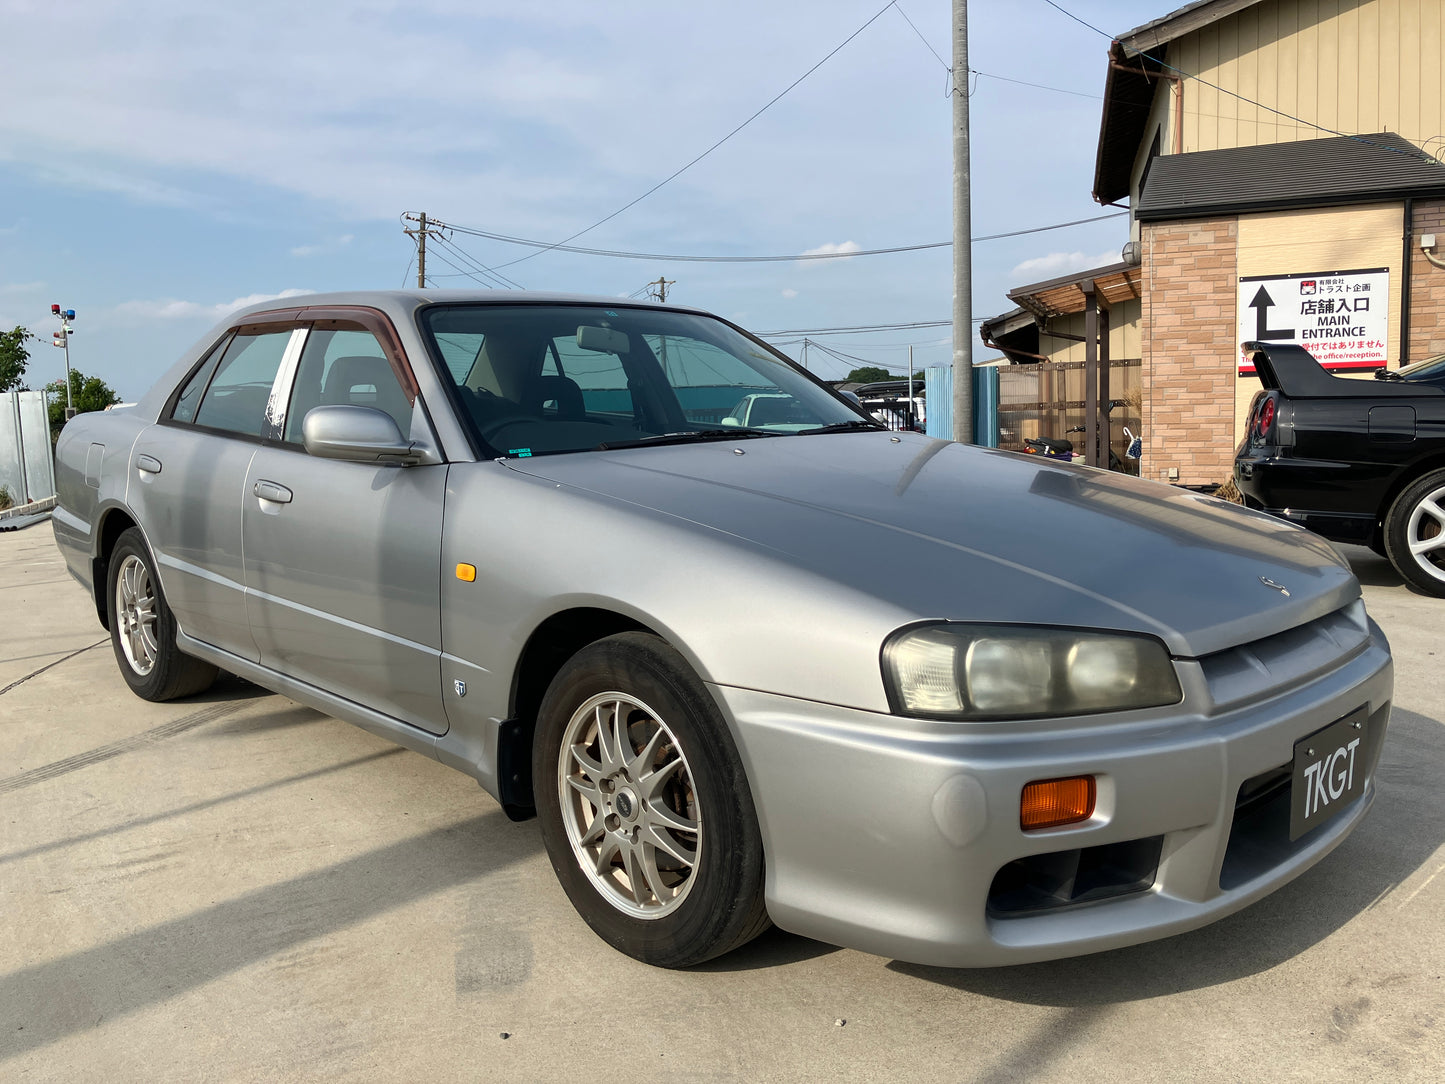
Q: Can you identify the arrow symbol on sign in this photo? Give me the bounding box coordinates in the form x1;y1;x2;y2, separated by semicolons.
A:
1249;285;1296;341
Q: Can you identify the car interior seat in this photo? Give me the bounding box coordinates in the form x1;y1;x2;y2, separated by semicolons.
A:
323;355;413;434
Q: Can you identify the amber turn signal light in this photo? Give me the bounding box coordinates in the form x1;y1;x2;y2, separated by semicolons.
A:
1020;776;1096;831
455;563;476;582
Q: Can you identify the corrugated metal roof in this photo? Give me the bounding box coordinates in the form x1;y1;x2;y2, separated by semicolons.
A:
1135;132;1445;221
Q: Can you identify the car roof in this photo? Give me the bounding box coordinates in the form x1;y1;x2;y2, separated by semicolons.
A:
229;289;710;324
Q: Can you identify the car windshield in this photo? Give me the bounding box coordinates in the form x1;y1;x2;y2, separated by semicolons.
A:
1395;352;1445;383
419;303;873;457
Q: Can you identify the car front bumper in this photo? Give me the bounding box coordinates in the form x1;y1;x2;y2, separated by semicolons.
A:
714;623;1392;967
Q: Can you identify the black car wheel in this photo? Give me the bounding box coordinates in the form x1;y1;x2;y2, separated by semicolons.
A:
107;527;219;700
533;632;769;967
1384;469;1445;597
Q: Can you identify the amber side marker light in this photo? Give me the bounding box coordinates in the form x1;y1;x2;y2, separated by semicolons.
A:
1020;776;1096;831
456;563;477;582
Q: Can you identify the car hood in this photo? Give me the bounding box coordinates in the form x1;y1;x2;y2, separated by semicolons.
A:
504;433;1358;658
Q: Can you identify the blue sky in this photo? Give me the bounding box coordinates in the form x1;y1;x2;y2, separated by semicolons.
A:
0;0;1167;401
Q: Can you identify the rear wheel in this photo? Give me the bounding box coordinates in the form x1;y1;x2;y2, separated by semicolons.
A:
1383;469;1445;596
107;527;218;700
533;632;768;967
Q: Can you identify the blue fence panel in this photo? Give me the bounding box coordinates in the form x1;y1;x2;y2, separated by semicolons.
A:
923;366;998;446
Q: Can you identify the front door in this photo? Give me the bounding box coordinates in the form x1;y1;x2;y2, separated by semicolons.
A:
241;322;449;735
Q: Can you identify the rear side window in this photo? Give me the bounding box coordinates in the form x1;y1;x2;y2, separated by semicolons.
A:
170;335;231;424
193;330;294;438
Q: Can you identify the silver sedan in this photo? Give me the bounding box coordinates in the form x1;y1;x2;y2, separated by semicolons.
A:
52;291;1392;968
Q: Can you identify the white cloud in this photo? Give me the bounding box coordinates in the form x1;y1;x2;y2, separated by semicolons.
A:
803;241;855;257
115;288;315;322
0;281;45;295
781;288;798;299
1009;249;1121;282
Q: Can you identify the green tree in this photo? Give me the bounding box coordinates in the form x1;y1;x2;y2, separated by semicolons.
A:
845;365;893;384
45;369;122;440
0;325;35;392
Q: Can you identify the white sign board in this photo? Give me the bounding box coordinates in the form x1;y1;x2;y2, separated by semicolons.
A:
1237;267;1390;374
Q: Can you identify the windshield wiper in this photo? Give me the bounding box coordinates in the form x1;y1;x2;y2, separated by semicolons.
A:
596;427;774;450
796;419;890;435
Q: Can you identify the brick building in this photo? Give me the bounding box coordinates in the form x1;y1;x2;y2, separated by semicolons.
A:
982;0;1445;485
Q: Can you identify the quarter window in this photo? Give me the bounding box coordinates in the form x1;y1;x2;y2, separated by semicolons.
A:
170;335;231;424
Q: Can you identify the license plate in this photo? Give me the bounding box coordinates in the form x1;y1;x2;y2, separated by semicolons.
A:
1289;709;1369;840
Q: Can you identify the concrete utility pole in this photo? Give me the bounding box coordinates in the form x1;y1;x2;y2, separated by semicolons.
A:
646;277;675;303
951;0;974;443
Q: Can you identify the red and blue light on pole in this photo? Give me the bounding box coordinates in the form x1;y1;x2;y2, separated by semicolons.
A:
50;303;76;420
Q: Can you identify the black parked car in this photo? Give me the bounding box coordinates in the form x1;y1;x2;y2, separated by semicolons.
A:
1235;341;1445;596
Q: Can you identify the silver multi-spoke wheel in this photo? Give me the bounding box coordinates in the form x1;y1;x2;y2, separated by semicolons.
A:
114;553;159;676
1405;483;1445;584
558;691;701;919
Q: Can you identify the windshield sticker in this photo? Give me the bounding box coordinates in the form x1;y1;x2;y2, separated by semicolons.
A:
508;448;533;458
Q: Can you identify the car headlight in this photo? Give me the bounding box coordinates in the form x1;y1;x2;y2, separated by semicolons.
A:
882;624;1182;720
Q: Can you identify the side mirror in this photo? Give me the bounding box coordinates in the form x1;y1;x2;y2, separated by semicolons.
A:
839;390;863;407
302;405;420;465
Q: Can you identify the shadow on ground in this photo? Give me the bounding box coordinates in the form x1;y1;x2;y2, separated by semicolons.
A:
886;706;1444;1004
0;811;543;1060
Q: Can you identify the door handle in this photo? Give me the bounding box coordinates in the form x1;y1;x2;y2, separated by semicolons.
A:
253;480;293;504
135;454;162;475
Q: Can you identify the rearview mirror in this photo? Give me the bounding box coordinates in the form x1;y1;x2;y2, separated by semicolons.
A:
302;405;420;465
576;325;630;355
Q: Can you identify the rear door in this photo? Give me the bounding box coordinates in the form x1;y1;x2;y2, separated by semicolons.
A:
241;317;450;734
128;322;303;659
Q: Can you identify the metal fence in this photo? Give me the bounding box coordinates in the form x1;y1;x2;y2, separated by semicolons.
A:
996;359;1141;473
0;391;55;507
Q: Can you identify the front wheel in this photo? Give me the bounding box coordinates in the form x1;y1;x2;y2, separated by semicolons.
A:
1383;469;1445;596
107;527;218;700
533;632;768;967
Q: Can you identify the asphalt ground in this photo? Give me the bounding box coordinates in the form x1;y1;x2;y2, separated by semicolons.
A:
1;521;1441;1082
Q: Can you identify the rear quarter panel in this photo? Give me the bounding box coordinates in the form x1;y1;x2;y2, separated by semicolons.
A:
53;409;148;601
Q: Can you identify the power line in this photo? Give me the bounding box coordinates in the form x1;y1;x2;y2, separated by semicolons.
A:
433;233;526;290
758;320;953;335
891;1;949;72
1039;0;1439;165
437;211;1126;265
972;69;1100;100
494;0;900;271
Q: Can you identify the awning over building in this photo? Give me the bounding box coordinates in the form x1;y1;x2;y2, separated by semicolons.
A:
1136;131;1445;221
979;261;1142;365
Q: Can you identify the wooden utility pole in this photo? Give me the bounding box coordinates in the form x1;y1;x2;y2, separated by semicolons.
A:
647;276;675;302
951;0;973;443
417;212;427;288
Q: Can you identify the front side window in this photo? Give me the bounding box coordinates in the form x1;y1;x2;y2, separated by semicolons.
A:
192;329;295;438
419;304;870;458
284;326;413;442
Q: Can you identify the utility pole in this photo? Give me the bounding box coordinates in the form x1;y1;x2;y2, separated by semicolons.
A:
951;0;974;443
646;276;675;303
402;211;447;288
50;303;76;420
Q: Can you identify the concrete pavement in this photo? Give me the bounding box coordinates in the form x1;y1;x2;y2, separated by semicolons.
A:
1;521;1441;1081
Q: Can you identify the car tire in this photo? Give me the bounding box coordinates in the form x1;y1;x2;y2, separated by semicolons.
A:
107;526;219;700
533;631;769;967
1383;468;1445;597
